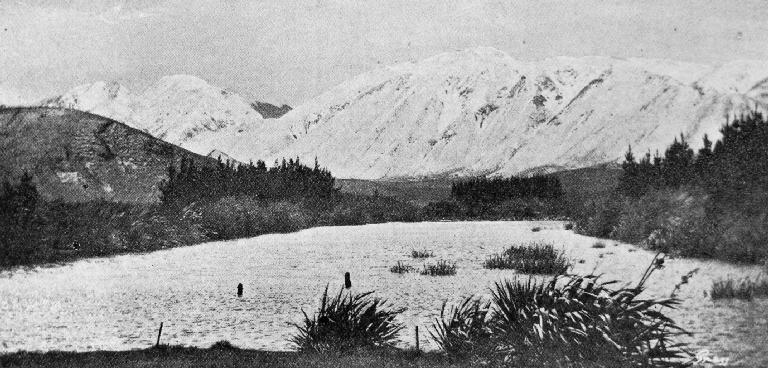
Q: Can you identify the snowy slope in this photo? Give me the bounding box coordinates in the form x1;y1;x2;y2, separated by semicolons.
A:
42;48;768;179
44;76;269;156
232;47;768;179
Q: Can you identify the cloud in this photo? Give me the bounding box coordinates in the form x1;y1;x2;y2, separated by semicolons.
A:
1;0;768;106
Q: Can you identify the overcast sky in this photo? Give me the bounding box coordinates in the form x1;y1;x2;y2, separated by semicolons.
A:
1;0;767;105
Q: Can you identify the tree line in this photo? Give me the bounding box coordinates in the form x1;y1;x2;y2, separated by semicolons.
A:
618;111;768;203
451;174;564;203
160;156;337;206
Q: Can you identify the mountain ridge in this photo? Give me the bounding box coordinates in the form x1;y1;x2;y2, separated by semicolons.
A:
29;47;768;179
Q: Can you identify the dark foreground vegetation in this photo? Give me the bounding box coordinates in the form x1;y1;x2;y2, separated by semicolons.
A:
282;255;692;367
0;158;418;268
0;346;456;368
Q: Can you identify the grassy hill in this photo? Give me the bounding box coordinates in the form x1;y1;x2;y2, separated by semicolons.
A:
0;107;216;203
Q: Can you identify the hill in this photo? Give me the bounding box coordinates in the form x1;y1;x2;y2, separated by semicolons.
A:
0;107;215;203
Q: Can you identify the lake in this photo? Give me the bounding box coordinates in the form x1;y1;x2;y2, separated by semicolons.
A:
1;221;766;365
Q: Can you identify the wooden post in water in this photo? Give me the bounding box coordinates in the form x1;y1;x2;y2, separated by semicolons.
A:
156;322;163;347
415;325;420;354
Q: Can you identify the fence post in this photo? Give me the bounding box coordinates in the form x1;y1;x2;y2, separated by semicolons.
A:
415;325;420;353
156;322;164;347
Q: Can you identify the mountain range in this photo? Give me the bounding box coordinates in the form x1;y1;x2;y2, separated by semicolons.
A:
26;48;768;179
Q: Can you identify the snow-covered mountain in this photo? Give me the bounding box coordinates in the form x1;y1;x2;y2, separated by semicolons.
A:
41;48;768;179
230;47;768;179
43;76;270;155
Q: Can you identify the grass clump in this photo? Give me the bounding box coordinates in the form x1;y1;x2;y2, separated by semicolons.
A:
432;255;691;367
411;250;434;259
711;276;768;300
291;286;405;353
592;241;607;248
483;242;570;275
421;260;457;276
389;262;414;274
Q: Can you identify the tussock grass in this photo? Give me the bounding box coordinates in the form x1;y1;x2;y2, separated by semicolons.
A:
421;260;457;276
291;286;404;353
592;241;607;248
410;250;434;259
432;254;692;367
711;276;768;300
389;262;414;274
484;242;570;275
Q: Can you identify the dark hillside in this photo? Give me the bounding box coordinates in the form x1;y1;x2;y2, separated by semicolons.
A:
0;107;216;203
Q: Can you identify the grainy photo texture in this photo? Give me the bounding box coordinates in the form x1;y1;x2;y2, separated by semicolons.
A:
1;1;767;367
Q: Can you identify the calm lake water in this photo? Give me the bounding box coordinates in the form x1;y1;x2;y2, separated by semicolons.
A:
1;221;766;365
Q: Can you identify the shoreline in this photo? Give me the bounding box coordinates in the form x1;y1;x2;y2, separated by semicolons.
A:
0;219;568;273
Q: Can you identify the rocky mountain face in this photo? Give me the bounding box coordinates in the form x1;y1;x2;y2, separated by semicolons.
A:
0;107;215;202
250;101;292;119
242;48;768;179
38;48;768;179
42;76;269;157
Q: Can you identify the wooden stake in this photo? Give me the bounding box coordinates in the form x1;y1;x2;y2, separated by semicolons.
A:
415;325;420;353
156;322;163;347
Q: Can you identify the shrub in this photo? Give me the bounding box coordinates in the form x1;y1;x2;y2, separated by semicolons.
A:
291;286;405;353
592;241;606;248
410;250;434;258
710;276;768;300
433;255;691;367
389;262;414;274
210;340;239;350
421;260;457;276
484;242;570;275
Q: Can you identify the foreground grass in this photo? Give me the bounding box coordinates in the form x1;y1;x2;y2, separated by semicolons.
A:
0;345;458;368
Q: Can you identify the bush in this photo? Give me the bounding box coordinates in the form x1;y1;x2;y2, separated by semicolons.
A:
484;242;570;275
209;340;239;350
432;256;691;367
389;262;414;274
410;250;433;259
421;260;457;276
710;276;768;300
592;241;606;249
291;286;405;353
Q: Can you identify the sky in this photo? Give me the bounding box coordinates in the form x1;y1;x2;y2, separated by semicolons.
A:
1;0;768;106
